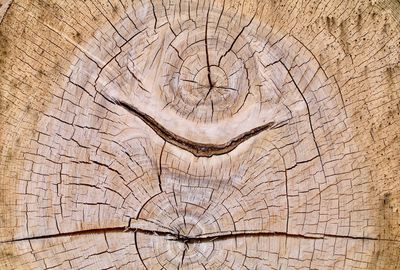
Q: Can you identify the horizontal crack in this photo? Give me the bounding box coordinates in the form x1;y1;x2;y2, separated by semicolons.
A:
178;231;390;244
2;227;398;244
104;96;277;157
1;227;127;244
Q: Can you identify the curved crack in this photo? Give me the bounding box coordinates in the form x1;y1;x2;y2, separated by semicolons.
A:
102;94;280;157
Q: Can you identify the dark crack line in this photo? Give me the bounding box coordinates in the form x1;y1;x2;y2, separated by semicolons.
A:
135;192;162;220
135;231;148;270
0;0;14;24
149;0;157;30
180;244;188;269
157;141;166;192
290;35;348;118
1;227;126;243
279;60;326;178
217;13;256;67
2;227;398;245
101;93;279;157
204;5;214;100
215;0;225;34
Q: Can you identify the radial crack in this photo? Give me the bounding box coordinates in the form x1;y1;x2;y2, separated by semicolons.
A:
204;5;214;100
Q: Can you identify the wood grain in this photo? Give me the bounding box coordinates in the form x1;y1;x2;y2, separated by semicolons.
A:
0;0;399;269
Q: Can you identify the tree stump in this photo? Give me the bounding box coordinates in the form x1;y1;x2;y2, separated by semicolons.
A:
0;0;399;269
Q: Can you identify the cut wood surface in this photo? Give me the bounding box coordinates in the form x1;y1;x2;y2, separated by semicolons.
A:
0;0;399;269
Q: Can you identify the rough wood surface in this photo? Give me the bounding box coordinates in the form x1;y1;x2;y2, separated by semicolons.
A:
0;0;399;269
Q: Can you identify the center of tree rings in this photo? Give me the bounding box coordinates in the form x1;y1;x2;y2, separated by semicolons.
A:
162;20;252;122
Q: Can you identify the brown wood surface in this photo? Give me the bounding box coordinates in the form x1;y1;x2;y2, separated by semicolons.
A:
0;0;399;269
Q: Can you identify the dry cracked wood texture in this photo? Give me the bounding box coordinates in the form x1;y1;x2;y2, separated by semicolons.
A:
0;0;399;269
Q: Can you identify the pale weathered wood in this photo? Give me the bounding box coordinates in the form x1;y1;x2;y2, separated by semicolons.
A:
0;0;399;269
